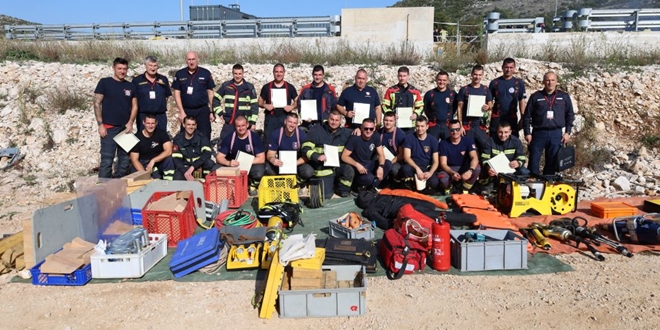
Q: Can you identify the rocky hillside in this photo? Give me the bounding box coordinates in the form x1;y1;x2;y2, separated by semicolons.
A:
0;59;659;234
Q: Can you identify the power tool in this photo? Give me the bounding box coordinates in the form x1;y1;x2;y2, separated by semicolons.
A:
497;173;581;218
604;213;660;245
551;216;633;258
542;226;604;261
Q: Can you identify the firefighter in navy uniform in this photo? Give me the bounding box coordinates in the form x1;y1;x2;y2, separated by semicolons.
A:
265;112;314;181
259;63;298;144
378;112;406;180
341;118;392;191
172;116;217;181
381;66;424;133
297;65;337;129
479;120;528;193
456;64;493;155
213;63;259;141
488;58;527;138
171;51;215;139
523;71;575;176
301;110;354;198
423;70;457;140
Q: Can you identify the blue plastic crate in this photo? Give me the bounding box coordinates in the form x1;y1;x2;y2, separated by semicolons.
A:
131;208;143;226
30;259;93;286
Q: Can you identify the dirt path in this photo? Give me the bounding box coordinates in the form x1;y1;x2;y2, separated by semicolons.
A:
1;253;657;329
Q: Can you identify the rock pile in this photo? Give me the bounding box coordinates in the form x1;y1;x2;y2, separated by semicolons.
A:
0;59;658;233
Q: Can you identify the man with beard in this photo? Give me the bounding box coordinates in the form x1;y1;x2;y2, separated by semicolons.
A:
423;70;457;140
213;63;259;140
259;63;298;144
437;120;481;194
399;116;440;192
216;116;266;196
298;65;337;129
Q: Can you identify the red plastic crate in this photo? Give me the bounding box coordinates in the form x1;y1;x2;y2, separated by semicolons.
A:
204;170;248;208
142;191;197;247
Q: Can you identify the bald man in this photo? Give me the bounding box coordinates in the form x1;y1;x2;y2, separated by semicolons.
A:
523;72;574;175
172;51;216;139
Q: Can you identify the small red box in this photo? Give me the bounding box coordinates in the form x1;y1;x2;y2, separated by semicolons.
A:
142;191;197;247
204;170;248;208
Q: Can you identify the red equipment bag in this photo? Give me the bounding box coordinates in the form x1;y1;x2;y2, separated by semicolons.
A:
379;228;428;280
395;204;436;251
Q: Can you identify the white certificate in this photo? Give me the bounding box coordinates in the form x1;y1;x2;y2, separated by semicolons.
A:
466;95;486;117
236;151;255;173
278;150;298;174
323;144;340;167
414;174;427;191
487;153;516;174
396;107;414;128
353;103;370;124
299;100;318;121
271;89;288;108
383;147;395;162
113;131;139;153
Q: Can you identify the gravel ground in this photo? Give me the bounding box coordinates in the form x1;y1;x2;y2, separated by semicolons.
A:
1;253;658;329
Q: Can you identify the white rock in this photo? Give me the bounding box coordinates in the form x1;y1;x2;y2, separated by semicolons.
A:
38;162;52;171
52;129;69;144
635;185;645;193
613;176;631;191
0;105;12;117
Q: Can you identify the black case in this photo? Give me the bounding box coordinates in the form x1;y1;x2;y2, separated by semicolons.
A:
556;145;575;172
316;237;378;273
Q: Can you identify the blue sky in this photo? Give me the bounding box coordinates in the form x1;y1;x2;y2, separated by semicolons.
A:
1;0;396;25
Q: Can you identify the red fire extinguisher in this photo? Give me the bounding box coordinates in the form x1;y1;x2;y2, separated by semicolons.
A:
431;214;451;272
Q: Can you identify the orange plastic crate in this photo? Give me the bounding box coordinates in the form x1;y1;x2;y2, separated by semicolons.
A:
142;191;197;247
204;170;248;208
590;202;638;218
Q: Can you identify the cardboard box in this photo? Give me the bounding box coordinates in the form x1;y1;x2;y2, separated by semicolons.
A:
215;167;241;176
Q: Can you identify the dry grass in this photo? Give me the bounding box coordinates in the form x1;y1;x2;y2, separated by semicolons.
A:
48;89;89;114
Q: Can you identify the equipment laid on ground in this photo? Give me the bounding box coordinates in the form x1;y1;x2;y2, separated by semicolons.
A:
497;173;580;218
542;224;604;261
307;178;324;209
551;216;633;257
227;242;263;270
644;199;660;213
449;230;528;272
604;213;660;245
261;216;284;270
257;201;304;230
169;228;224;278
328;212;375;240
430;217;450;272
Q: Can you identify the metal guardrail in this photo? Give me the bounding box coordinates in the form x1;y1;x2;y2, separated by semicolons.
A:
4;16;342;40
553;8;660;32
484;12;545;34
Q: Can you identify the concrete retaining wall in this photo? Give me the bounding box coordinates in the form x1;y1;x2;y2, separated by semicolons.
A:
486;31;660;58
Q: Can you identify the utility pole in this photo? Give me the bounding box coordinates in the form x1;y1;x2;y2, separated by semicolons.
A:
180;0;184;21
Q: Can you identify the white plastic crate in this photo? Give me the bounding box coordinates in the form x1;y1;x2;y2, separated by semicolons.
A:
91;234;167;279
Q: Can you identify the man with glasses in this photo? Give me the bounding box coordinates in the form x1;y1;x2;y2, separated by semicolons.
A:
341;118;391;192
437;120;481;194
399;116;439;192
133;56;171;132
523;71;574;175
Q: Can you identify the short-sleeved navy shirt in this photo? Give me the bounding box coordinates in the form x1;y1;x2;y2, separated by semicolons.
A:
268;127;306;153
171;67;215;109
457;84;492;127
218;131;265;160
259;81;298;117
132;73;172;114
379;127;406;156
402;133;438;169
131;129;171;161
439;137;477;167
423;88;455;124
337;85;381;127
345;132;381;167
94;77;136;126
489;77;526;116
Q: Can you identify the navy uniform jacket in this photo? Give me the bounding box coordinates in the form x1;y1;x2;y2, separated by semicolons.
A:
523;89;575;136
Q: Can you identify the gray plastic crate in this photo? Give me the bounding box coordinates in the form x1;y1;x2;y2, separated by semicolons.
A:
278;265;367;318
328;219;375;240
450;230;528;272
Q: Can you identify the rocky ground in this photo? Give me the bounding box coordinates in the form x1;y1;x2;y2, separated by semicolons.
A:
0;59;659;328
